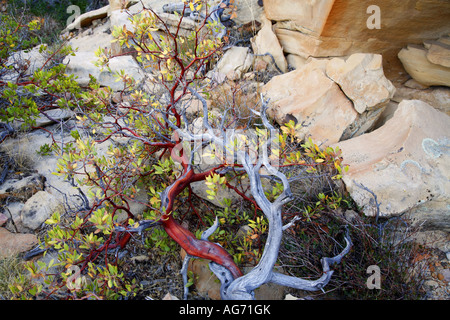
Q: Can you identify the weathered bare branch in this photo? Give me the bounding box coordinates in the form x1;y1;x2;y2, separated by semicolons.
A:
176;89;352;299
270;229;352;291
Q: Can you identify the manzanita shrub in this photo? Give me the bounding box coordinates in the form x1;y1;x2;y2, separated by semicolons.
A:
3;1;349;299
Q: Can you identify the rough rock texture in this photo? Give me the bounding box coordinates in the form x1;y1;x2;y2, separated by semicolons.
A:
286;54;307;70
34;109;75;127
212;46;254;82
0;228;38;257
251;14;287;73
398;44;450;87
65;5;110;31
391;85;450;117
264;0;334;36
109;8;135;32
326;53;396;114
63;51;103;86
2;46;47;82
326;53;396;140
232;0;265;25
180;250;285;300
425;36;450;68
262;54;395;145
125;0;180;14
262;59;357;146
67;18;113;53
335;100;450;230
21;191;60;231
63;52;145;90
265;0;450;60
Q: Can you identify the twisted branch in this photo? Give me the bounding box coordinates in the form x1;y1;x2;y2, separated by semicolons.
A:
179;90;352;299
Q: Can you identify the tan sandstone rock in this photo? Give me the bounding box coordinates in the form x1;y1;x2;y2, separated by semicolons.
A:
63;52;145;90
264;0;334;36
262;59;357;146
286;54;307;70
65;5;110;31
212;46;254;82
67;20;113;53
326;53;396;114
232;0;265;25
426;38;450;68
0;228;38;257
251;14;287;73
262;54;395;145
109;0;129;12
264;0;450;74
21;191;60;230
2;46;47;82
180;250;285;300
335;100;450;228
398;45;450;87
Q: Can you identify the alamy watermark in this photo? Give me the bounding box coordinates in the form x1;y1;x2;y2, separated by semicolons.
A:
66;265;87;290
366;5;381;29
170;128;281;169
66;5;81;28
366;265;381;289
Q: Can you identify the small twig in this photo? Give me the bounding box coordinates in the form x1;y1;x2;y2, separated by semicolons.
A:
200;216;220;240
282;215;300;231
254;52;284;74
180;253;192;300
114;219;161;235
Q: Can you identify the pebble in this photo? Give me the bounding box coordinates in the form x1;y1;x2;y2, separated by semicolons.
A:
442;269;450;282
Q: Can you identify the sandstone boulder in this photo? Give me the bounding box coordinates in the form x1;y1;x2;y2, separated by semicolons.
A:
0;174;45;200
0;228;38;257
326;53;396;114
2;46;47;82
261;59;357;146
109;8;134;32
63;52;145;90
34;109;75;127
67;19;113;53
98;55;146;90
21;191;60;230
286;54;307;70
391;85;450;117
251;14;287;73
180;249;285;300
212;46;254;82
335;100;450;230
65;5;110;31
63;51;103;86
264;0;450;76
108;0;133;12
232;0;265;25
425;37;450;68
262;54;398;144
127;0;180;14
264;0;334;36
398;45;450;87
